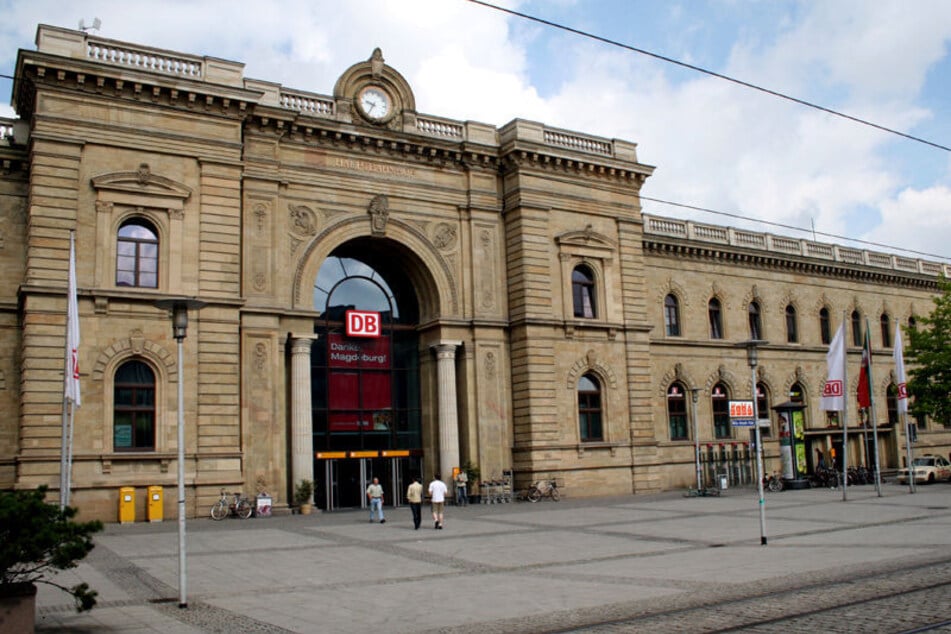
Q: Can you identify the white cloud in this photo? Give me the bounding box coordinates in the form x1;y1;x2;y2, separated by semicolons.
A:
2;0;950;261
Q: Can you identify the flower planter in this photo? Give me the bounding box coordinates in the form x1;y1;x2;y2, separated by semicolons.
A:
0;582;37;633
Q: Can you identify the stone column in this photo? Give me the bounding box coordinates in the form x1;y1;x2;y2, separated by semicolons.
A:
432;341;462;476
290;335;317;502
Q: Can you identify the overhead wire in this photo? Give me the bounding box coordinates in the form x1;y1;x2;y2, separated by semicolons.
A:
467;0;951;153
466;0;951;261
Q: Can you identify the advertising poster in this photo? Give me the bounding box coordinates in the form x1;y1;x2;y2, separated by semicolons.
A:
792;410;807;476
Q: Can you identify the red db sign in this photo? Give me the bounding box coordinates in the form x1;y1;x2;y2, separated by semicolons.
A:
346;310;381;338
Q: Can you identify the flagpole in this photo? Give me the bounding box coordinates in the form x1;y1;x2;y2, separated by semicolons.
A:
61;230;81;510
841;311;849;502
894;329;915;494
59;399;69;510
863;318;882;497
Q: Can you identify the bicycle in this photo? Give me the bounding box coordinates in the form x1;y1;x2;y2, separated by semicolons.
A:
210;488;253;520
527;479;560;502
764;471;784;492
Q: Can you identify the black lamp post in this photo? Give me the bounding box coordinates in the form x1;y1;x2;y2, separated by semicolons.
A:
739;340;768;546
155;297;205;608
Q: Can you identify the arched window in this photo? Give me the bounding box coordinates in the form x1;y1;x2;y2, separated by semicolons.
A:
789;383;805;404
785;305;798;343
113;360;156;451
908;316;917;331
748;301;762;340
116;218;158;288
708;298;723;339
886;384;898;426
578;374;603;442
851;310;862;347
819;307;831;345
757;382;771;437
667;382;688;440
880;313;891;348
712;382;731;438
664;294;681;337
572;265;597;319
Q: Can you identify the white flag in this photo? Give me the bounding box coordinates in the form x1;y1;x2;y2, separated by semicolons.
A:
64;232;81;407
821;321;846;411
893;328;908;415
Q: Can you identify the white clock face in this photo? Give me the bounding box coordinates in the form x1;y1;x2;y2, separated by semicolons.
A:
359;87;391;120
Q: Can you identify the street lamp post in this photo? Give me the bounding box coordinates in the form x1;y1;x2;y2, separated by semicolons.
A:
740;340;768;546
691;388;702;491
155;297;205;608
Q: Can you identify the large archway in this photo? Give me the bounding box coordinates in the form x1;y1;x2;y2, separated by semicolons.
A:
310;238;423;510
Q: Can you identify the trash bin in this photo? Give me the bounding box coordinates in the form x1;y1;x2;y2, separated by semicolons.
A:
718;473;729;490
119;487;135;524
147;486;163;522
255;494;272;518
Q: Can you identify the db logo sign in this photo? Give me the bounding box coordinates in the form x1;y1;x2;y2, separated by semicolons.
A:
822;380;843;397
896;383;908;399
346;310;381;338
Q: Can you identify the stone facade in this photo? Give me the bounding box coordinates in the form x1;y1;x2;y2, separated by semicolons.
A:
0;25;947;521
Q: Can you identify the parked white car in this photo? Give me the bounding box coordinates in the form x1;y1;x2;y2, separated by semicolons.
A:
897;455;951;484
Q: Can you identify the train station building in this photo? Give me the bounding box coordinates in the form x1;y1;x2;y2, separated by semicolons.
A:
1;25;948;520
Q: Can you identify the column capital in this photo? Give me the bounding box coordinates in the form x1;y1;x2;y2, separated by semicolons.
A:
288;333;318;354
431;340;462;358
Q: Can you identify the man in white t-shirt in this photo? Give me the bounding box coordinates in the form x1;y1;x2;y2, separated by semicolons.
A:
428;473;448;529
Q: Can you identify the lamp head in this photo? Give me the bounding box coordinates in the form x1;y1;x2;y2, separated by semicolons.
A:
155;298;206;342
737;340;767;368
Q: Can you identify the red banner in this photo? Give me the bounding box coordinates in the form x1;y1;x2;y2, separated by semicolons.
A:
328;333;389;368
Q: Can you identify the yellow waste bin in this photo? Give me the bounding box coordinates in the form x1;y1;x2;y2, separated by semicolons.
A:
147;486;163;522
119;487;135;524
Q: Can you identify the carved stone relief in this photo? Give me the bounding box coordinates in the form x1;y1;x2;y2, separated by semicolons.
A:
367;194;389;235
432;222;457;251
253;341;268;377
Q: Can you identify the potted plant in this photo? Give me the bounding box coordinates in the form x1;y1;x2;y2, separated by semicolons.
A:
294;479;314;515
462;461;481;504
0;486;103;630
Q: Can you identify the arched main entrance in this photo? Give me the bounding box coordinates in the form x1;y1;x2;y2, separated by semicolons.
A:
310;240;422;510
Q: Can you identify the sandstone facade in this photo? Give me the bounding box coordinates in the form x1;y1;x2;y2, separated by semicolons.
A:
0;25;947;521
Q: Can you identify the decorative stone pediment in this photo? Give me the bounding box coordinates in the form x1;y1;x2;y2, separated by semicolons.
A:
91;163;192;201
556;225;616;252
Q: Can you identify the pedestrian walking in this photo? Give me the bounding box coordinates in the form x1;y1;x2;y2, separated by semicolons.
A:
366;477;385;524
454;469;468;506
406;476;423;530
428;473;448;529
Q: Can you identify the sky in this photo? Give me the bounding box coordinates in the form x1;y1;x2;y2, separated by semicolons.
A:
2;0;950;262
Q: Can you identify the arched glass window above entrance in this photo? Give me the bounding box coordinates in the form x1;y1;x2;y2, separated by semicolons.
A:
311;250;422;455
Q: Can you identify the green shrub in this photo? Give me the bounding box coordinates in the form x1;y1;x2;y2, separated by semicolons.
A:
0;486;103;611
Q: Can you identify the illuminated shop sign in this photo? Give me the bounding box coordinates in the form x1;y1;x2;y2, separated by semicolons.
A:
346;309;381;337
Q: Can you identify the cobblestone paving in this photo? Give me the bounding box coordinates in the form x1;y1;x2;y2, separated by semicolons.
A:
466;556;951;633
33;487;951;633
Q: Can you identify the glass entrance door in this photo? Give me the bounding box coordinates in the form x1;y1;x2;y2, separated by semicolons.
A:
318;455;423;511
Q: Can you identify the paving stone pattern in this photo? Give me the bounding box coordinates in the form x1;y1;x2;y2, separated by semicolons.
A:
34;485;951;633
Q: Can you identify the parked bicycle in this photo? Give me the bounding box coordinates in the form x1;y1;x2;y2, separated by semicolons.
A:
211;488;253;520
527;479;560;502
809;466;840;489
764;471;783;492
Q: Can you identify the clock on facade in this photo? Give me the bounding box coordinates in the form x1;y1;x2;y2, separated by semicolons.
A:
358;85;392;121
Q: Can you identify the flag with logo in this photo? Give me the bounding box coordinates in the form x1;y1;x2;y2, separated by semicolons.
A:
64;232;81;407
821;321;846;411
893;328;908;415
856;325;872;410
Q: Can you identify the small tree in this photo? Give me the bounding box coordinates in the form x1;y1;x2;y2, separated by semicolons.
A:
0;486;103;611
293;479;314;507
905;275;951;427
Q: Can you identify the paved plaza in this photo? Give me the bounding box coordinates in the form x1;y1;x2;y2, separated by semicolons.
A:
34;482;951;633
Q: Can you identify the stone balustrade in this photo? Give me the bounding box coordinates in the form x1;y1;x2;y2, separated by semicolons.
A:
644;213;951;277
86;38;203;78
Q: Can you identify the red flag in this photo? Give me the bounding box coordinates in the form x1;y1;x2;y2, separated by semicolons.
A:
857;325;871;410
